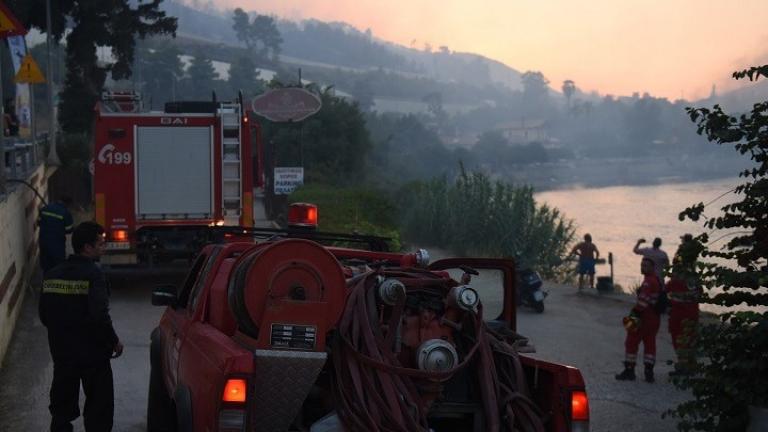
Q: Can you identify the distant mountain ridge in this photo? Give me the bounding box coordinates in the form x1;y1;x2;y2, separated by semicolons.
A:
161;0;523;91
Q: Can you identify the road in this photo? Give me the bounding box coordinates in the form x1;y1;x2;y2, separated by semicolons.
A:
0;272;689;431
0;270;185;432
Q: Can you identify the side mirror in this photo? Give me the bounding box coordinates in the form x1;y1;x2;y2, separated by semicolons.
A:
152;284;177;307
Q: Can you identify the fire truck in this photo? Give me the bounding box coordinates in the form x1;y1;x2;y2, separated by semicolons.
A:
92;92;263;267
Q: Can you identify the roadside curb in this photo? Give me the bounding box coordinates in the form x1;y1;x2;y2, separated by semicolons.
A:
577;287;636;305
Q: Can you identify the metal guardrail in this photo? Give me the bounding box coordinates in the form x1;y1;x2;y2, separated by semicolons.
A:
0;135;47;197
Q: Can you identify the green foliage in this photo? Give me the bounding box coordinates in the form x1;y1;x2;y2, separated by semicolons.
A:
397;168;575;277
18;0;177;133
473;131;549;168
228;56;264;99
262;85;372;185
231;8;282;61
289;184;401;251
668;65;768;431
365;112;459;182
57;133;91;170
184;51;218;99
137;42;184;109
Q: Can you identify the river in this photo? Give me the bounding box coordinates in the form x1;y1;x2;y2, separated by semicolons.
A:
536;178;740;299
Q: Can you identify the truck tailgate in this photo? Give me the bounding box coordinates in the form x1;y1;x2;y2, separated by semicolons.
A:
136;126;213;219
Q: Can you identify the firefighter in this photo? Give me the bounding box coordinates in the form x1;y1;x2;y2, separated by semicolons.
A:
616;257;661;383
38;196;75;273
39;222;123;432
667;234;702;375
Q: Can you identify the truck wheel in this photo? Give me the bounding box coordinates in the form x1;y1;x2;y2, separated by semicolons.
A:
147;361;177;432
534;301;545;313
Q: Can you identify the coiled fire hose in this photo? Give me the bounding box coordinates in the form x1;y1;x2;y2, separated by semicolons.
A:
330;269;545;432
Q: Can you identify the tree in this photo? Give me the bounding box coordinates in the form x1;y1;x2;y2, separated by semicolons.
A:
261;84;372;185
184;51;218;99
561;80;576;109
669;64;768;431
521;71;552;116
16;0;177;133
349;79;374;112
231;8;283;61
227;56;263;99
138;43;183;109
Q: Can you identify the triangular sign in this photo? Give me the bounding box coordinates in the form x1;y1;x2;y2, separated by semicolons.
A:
15;54;45;84
0;2;27;38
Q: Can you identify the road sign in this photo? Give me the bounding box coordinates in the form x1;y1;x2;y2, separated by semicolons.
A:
14;54;45;84
273;167;304;195
0;2;26;38
251;88;322;123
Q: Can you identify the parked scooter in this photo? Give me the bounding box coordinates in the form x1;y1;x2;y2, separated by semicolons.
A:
517;267;547;313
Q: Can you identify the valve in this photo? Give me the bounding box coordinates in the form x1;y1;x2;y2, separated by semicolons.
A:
416;339;459;372
377;278;406;306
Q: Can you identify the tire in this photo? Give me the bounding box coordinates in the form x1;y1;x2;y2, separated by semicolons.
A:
147;350;177;431
534;301;545;313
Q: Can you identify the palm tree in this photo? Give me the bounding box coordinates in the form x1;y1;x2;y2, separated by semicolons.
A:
562;80;576;110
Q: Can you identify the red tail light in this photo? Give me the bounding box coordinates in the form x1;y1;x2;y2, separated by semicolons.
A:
288;203;318;228
571;390;589;421
222;378;247;403
111;229;128;242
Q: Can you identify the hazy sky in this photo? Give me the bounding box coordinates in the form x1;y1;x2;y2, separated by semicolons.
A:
215;0;768;100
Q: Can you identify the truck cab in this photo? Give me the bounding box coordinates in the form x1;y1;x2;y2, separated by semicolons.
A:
148;228;589;432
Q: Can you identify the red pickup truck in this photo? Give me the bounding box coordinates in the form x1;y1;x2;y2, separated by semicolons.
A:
147;227;589;432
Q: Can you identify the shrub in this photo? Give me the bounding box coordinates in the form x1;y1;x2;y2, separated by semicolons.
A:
668;65;768;431
397;168;574;278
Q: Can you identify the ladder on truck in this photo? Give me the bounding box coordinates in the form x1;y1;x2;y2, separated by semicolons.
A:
218;102;243;225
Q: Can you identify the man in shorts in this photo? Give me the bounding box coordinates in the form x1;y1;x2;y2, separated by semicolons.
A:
571;233;600;290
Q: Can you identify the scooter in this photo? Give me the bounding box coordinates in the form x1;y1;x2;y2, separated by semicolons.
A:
517;267;547;313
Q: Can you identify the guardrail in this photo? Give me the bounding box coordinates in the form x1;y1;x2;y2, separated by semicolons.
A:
1;135;46;196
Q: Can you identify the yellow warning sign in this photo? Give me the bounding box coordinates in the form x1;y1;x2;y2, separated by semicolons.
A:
0;2;26;38
15;54;45;84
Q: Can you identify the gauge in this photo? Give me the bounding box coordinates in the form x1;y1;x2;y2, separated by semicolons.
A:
458;286;479;309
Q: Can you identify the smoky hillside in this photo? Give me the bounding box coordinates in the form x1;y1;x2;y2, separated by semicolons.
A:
125;0;756;189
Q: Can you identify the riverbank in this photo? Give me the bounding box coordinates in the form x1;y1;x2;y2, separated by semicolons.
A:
506;153;748;192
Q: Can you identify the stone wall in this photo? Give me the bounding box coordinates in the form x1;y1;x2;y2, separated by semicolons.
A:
0;164;49;367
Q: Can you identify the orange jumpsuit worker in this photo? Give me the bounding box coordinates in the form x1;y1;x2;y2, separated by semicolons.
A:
616;257;661;383
667;233;702;374
666;276;700;372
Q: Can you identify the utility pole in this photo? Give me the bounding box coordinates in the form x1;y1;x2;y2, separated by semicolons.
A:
1;48;6;194
45;0;60;165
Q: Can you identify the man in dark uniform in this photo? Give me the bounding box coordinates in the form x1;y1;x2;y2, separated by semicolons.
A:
38;197;75;272
39;222;123;431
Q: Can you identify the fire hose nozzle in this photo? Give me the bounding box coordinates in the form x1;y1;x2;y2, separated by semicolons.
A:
377;278;406;306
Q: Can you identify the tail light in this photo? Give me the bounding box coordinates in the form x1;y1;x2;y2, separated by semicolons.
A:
222;378;247;402
111;229;128;242
288;203;318;228
571;390;590;431
219;378;247;432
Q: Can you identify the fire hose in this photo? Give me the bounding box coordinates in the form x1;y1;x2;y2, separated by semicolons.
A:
330;269;545;432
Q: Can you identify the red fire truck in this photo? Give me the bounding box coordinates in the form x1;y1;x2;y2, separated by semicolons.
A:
92;92;263;267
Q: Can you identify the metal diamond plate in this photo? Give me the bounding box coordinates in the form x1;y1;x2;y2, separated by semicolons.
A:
251;349;328;432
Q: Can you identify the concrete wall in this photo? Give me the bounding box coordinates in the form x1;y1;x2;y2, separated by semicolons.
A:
0;164;49;368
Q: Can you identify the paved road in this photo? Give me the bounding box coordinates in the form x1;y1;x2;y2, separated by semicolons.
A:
0;270;185;432
517;284;688;432
0;272;688;431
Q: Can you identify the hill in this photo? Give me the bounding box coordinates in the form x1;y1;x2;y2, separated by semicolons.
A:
160;0;525;100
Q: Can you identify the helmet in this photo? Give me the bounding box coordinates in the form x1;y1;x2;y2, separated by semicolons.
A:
623;315;640;332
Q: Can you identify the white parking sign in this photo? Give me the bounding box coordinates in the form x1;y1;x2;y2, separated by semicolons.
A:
274;167;304;195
